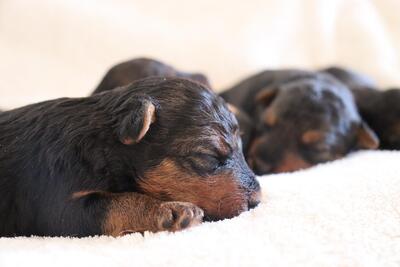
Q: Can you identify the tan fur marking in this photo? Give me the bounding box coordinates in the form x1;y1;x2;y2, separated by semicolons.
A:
264;109;277;126
274;152;311;173
255;88;277;104
302;130;324;144
141;159;247;220
103;193;161;236
136;103;156;143
103;194;203;236
71;190;105;200
357;123;379;149
226;103;239;115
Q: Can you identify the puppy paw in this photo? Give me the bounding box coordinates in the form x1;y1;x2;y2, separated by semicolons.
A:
157;201;204;232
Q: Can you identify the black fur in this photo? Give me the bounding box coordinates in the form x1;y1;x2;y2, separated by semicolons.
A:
93;58;210;94
0;77;260;237
93;57;254;156
221;70;377;174
322;66;400;149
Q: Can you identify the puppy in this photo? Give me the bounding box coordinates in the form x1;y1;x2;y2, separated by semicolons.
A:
0;77;260;237
93;57;255;154
225;104;255;156
221;70;379;174
93;57;211;94
322;66;400;149
321;66;376;89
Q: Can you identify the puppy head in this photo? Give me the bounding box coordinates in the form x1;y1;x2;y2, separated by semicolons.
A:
109;77;261;220
247;73;379;174
374;89;400;149
93;58;211;94
226;104;255;156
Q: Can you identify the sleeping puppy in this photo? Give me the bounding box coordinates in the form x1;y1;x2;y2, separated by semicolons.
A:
321;66;376;89
225;104;255;156
0;77;260;237
322;66;400;149
93;57;255;154
221;70;379;174
93;57;211;94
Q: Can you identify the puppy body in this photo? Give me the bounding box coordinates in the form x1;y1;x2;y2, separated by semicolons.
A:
321;67;376;90
221;70;378;174
0;77;260;237
322;66;400;149
93;58;211;94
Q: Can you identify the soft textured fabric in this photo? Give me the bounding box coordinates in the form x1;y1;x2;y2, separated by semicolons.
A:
1;151;400;267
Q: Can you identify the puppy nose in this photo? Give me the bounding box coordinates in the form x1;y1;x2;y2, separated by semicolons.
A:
248;189;261;210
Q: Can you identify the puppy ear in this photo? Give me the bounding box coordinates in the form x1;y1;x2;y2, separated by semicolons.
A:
226;103;240;115
301;130;325;144
118;99;156;145
255;87;278;106
356;122;379;149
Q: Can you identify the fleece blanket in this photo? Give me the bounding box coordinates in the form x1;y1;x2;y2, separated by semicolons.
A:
0;151;399;267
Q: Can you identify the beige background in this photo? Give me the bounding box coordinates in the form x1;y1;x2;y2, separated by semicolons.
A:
1;0;400;109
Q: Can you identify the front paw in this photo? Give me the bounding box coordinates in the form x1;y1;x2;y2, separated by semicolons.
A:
156;201;204;232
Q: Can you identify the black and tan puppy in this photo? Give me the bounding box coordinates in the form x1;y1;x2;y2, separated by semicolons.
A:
93;57;211;94
224;104;255;155
221;70;379;174
322;66;400;149
93;57;255;154
0;77;260;237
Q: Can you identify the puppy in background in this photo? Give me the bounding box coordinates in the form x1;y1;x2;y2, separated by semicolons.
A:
322;66;400;150
93;57;211;93
93;57;255;152
221;70;378;174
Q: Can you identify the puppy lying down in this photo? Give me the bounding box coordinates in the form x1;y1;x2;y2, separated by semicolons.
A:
221;70;379;174
0;77;260;237
322;66;400;150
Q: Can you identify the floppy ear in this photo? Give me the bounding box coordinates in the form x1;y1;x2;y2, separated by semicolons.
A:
356;122;379;149
226;103;240;115
255;87;278;106
118;99;156;145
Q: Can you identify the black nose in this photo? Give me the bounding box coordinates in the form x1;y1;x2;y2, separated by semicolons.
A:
247;187;261;210
248;198;260;209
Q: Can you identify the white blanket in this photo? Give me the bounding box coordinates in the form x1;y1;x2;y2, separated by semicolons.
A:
1;151;400;267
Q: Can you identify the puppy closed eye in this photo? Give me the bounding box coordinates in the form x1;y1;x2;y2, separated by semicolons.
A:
189;153;227;173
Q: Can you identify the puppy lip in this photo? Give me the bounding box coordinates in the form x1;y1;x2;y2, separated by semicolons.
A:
201;200;250;222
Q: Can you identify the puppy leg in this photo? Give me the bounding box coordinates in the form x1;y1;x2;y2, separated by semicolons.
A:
71;192;204;236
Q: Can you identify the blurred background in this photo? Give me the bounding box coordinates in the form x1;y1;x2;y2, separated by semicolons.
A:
1;0;400;109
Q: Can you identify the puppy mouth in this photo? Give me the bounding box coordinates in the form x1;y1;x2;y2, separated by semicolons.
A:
202;205;248;222
201;190;261;221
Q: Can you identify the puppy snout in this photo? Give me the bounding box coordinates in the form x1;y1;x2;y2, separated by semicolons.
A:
248;190;261;209
274;152;311;173
245;178;261;210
